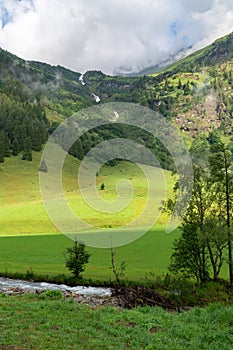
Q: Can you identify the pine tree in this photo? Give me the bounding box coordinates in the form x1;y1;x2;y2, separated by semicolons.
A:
12;139;20;156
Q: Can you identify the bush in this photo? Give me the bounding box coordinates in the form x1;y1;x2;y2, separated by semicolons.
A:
40;290;63;300
22;151;32;161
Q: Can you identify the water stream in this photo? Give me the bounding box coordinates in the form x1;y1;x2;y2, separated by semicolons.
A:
0;277;111;296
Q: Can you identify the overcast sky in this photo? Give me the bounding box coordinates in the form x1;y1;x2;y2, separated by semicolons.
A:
0;0;233;75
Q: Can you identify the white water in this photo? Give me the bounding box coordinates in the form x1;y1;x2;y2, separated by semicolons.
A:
79;73;86;86
0;277;111;296
92;93;101;103
113;111;119;122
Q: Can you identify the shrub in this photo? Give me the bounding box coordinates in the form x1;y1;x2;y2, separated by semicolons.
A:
100;182;105;190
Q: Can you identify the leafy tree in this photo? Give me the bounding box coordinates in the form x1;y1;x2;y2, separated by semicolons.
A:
170;223;209;282
0;89;48;163
168;136;228;283
169;166;211;282
209;140;233;289
65;240;91;279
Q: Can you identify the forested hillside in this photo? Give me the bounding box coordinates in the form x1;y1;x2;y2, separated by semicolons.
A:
1;31;233;166
0;67;48;161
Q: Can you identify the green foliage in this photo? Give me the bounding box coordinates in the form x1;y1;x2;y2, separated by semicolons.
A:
54;121;176;171
40;289;63;299
22;151;32;161
208;139;233;288
170;223;210;282
169;134;231;283
65;240;91;279
0;91;48;162
2;31;233;162
69;138;84;160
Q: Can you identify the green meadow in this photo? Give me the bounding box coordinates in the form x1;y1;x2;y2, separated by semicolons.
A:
0;228;181;281
0;151;174;234
0;295;232;350
0;150;184;281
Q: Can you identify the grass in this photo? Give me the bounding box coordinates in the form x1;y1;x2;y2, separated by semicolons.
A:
0;150;230;282
0;151;174;234
0;228;229;282
0;153;178;281
0;294;233;349
0;226;181;282
0;151;181;281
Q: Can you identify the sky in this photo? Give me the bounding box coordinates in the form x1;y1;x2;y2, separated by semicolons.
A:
0;0;233;75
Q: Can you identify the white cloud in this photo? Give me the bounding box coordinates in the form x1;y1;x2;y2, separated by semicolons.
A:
0;0;233;74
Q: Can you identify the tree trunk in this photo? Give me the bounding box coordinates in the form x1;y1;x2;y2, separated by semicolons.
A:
207;243;219;282
224;150;233;291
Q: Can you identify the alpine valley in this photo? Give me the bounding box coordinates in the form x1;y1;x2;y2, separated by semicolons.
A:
1;31;233;166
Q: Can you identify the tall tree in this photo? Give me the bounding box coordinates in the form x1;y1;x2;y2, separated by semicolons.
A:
168;136;228;282
209;141;233;290
169;166;211;282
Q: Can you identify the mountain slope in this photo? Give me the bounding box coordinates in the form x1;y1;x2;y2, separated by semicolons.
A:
142;31;233;138
0;48;142;116
1;30;233;166
0;48;174;169
156;32;233;74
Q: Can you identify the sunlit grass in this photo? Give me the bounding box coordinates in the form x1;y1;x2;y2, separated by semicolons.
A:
0;151;175;234
0;150;183;281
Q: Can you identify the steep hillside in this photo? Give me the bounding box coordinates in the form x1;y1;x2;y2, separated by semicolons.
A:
160;32;233;74
1;30;233;166
0;48;140;116
147;31;233;139
0;49;174;169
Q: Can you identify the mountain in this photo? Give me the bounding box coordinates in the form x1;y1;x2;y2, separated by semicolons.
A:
0;48;141;116
0;48;175;169
118;46;193;77
147;31;233;138
1;30;233;165
160;32;233;74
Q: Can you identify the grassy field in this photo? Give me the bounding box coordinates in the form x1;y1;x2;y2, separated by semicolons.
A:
0;151;230;281
0;150;183;281
0;294;232;350
0;227;181;281
0;151;174;234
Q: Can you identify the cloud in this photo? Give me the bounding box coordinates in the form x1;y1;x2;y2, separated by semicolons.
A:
0;0;233;75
